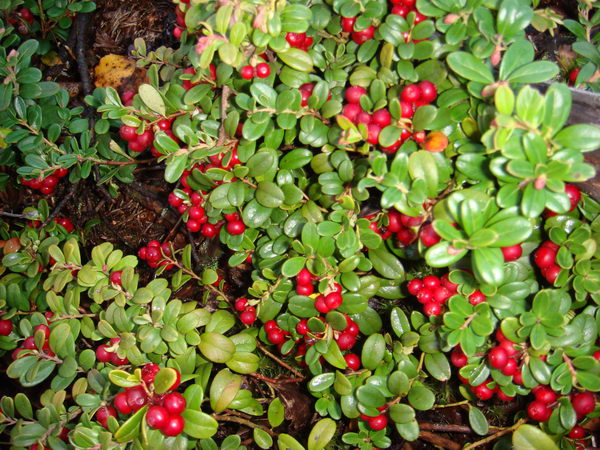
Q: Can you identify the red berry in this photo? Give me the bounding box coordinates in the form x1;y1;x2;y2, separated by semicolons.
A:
186;219;201;232
119;126;137;141
472;382;494;400
593;350;600;361
126;386;148;412
163;392;187;415
173;27;183;39
286;32;306;47
337;332;356;350
372;109;392;128
418;81;437;103
407;279;423;295
450;347;467;368
168;369;181;391
136;130;154;149
188;206;205;220
534;386;557;404
432;286;450;303
488;346;508;369
469;290;486;305
569;425;585;439
368;415;388;431
42;176;59;188
0;319;13;336
240;310;256;324
501;244;522;262
401;214;424;227
55;218;74;232
226;220;246;235
234;298;248;311
240;65;254;80
296;319;309;335
423;302;442;316
341;16;356;32
352;26;376;44
256;63;271;78
501;358;518;376
96;345;112;363
342;103;362;123
527;400;551;422
146;406;169;429
367;123;381;145
346;321;360;336
296;283;314;296
417;288;433;304
544;265;561;284
400;84;421;103
296;268;313;285
572;391;595;418
345;86;367;104
264;320;278;332
111;352;129;366
344;353;361;370
495;389;515;402
565;184;581;211
315;295;330;313
162;415;185;436
534;247;556;269
420;223;440;247
201;223;218;238
114;392;132;415
23;336;36;349
141;363;160;385
109;271;122;286
96;405;117;429
267;329;285;345
423;275;440;289
325;292;343;310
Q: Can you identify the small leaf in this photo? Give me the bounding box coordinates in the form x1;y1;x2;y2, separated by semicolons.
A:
307;418;336;450
268;398;285;428
468;406;489;436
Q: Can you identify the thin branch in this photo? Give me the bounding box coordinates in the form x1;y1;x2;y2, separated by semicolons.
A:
218;85;233;146
42;181;80;228
420;422;502;434
0;211;35;219
212;414;275;437
463;418;527;450
250;372;304;385
74;12;92;96
420;431;462;450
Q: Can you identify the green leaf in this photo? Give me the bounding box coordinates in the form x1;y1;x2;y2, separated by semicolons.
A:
468;406;489;436
424;353;451;381
268;398;285;428
182;410;218;439
254;428;274;449
506;61;559;84
209;369;241;413
555;124;600;152
407;383;435;410
278;433;306;450
472;247;504;286
138;84;166;116
278;49;313;72
256;181;285;208
307;418;336;450
389;404;415;424
14;393;33;419
199;333;235;363
153;368;178;394
447;52;494;84
361;333;386;370
114;405;147;442
512;424;559;450
368;247;405;280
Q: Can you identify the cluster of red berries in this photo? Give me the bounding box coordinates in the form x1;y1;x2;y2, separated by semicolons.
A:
173;5;186;39
181;66;217;90
98;365;186;436
299;314;361;364
528;387;595;428
8;7;34;34
533;241;562;285
285;32;314;51
340;17;376;45
235;297;257;325
20;168;68;195
119;123;154;153
407;273;459;316
138;240;175;269
95;337;129;366
240;62;271;80
368;210;424;246
360;407;388;431
168;188;209;233
11;324;54;360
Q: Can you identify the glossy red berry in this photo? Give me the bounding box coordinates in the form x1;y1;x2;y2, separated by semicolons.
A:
341;16;356;32
423;302;442;316
226;220;246;235
296;283;314;296
527;400;552;422
315;295;329;313
407;279;423;295
501;358;518;376
201;223;218;238
544;264;561;284
240;65;254;80
114;392;132;415
472;382;494;400
501;244;522;262
488;346;508;369
368;415;388;431
267;329;285;345
345;86;367;104
400;84;421;103
23;336;36;349
423;275;440;289
119;125;137;141
0;319;13;336
296;319;309;335
141;363;160;385
534;246;556;269
469;290;486;305
240;310;256;324
344;353;361;370
109;271;122;286
568;425;585;439
450;347;467;368
163;392;187;415
96;345;112;363
146;406;169;429
565;184;581;211
572;391;595;418
126;386;148;412
325;292;343;310
235;298;248;311
162;415;185;436
372;109;392;128
264;320;278;332
418;81;437;103
256;63;271;78
337;332;356;350
96;405;117;429
420;223;440;247
534;386;557;404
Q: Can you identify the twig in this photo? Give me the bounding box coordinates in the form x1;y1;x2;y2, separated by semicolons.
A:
0;211;35;219
74;13;92;96
42;181;80;227
420;431;462;450
255;340;305;379
217;86;232;145
420;423;502;434
463;418;527;450
93;166;113;202
432;400;470;409
212;413;275;437
251;373;304;384
186;228;201;266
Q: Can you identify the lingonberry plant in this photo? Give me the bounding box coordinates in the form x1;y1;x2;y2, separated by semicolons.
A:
1;0;600;448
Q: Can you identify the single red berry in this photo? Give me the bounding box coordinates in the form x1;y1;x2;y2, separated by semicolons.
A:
534;386;557;404
488;346;508;369
400;84;421;103
240;65;254;80
352;26;376;44
593;350;600;361
367;123;381;145
162;415;185;436
501;358;518;376
0;319;13;336
341;16;356;32
472;382;494;400
111;352;129;366
501;244;522;262
119;126;137;141
469;290;486;305
314;295;330;313
368;415;388;431
188;206;205;221
96;405;117;429
418;81;437;103
201;223;218;238
163;392;187;415
255;63;271;78
226;220;246;235
109;271;122;286
544;264;561;284
417;288;433;304
146;406;169;429
96;345;112;363
565;184;581;211
569;425;585;439
344;353;361;370
342;103;362;122
432;286;451;303
423;302;442;316
141;363;160;385
114;392;132;415
126;386;148;412
495;388;515;402
527;400;552;422
420;223;440;247
240;310;256;324
450;347;467;368
296;283;314;296
325;292;343;310
407;279;423;295
234;298;248;311
572;391;595;418
372;109;392;128
345;321;360;336
55;218;74;232
296;319;309;335
345;86;367;104
23;336;36;349
423;275;440;289
168;369;181;391
534;246;556;269
186;219;201;232
286;32;306;47
357;111;372;125
267;329;285;345
264;320;278;332
337;332;356;350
